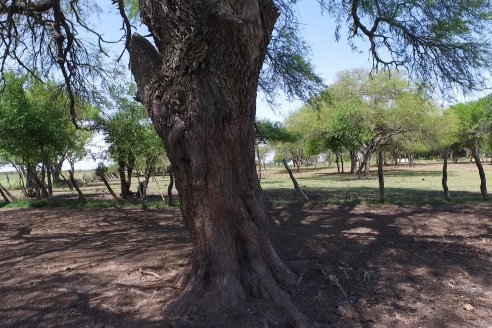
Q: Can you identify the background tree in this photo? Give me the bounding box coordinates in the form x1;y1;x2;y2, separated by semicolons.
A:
0;72;91;198
452;100;490;199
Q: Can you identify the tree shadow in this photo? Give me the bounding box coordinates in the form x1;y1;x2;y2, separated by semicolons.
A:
268;203;492;327
265;187;492;205
0;208;191;327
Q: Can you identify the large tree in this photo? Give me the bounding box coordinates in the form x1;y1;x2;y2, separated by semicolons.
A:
2;0;492;325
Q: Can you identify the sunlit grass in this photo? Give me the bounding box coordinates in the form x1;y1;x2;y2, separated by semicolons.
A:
1;159;491;208
259;160;492;205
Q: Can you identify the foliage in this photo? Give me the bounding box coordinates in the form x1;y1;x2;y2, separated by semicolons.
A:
0;72;90;168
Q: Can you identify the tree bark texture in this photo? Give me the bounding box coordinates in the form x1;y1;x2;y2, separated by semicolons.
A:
442;149;451;202
130;1;309;325
471;145;489;200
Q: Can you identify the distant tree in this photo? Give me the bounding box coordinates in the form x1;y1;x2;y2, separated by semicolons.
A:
452;100;489;199
102;81;166;199
0;72;90;198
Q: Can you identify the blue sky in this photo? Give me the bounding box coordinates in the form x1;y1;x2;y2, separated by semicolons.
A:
257;2;373;122
95;1;373;122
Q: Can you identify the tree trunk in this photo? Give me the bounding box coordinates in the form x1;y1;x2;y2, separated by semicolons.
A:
58;170;74;190
442;149;451;201
0;185;9;204
256;144;262;181
282;159;309;201
0;182;17;201
349;150;357;173
45;163;53;197
340;150;345;173
167;169;174;207
34;173;49;199
6;174;11;190
335;153;341;173
130;2;309;325
118;162;131;198
51;158;64;183
68;170;86;202
471;145;489;200
378;151;385;203
97;172;120;201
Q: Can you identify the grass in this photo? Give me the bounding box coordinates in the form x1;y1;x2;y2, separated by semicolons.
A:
1;159;491;208
259;160;492;206
0;198;175;210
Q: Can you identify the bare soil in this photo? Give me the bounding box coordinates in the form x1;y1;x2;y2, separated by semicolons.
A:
0;202;491;327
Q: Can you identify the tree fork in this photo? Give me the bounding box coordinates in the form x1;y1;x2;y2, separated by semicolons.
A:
129;1;311;325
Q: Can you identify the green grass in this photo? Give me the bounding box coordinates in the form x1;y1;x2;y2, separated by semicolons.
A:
1;160;491;208
260;161;492;206
0;198;175;210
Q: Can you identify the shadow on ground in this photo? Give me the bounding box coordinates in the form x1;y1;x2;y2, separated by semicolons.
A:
0;203;491;327
268;202;492;327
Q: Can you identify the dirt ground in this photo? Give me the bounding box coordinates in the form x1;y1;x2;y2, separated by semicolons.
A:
0;201;491;327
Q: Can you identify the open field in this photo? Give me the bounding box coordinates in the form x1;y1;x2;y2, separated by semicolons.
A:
0;161;491;327
1;160;492;208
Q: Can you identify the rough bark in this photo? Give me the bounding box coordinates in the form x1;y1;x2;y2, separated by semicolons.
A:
378;151;385;203
471;145;489;200
130;1;310;325
442;149;451;202
283;159;309;202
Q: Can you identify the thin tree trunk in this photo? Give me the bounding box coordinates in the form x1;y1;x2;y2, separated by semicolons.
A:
335;153;341;173
118;162;130;198
97;173;119;201
350;150;357;173
471;145;489;199
378;151;385;203
340;150;344;173
167;169;174;206
6;174;11;190
130;2;310;325
68;170;86;202
282;159;309;201
46;162;53;197
34;173;49;199
0;185;9;204
58;170;74;190
256;144;262;181
0;182;17;201
442;149;451;201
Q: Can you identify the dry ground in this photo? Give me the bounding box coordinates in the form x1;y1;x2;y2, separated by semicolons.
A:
0;202;491;327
